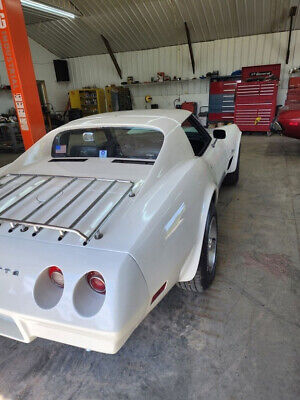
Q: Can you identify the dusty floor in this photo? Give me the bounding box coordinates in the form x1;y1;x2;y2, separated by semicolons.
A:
0;135;299;400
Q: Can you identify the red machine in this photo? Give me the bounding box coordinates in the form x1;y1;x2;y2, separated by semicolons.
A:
278;104;300;139
234;64;280;133
277;77;300;139
180;101;197;115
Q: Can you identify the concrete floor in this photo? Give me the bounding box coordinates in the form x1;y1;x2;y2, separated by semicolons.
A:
0;135;299;400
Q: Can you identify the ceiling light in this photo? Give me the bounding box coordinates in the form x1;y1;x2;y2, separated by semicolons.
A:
21;0;76;19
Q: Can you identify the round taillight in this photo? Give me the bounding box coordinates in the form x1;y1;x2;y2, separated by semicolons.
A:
48;266;64;288
86;271;106;294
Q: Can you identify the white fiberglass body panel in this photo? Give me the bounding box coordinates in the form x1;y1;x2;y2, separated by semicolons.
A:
0;110;241;353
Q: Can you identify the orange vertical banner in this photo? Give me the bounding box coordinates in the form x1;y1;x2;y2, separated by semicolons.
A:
0;0;46;150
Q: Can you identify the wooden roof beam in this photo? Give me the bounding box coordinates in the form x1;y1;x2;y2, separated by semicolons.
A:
101;35;122;79
185;22;195;74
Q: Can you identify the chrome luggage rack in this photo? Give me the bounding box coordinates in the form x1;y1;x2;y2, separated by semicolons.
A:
0;173;134;246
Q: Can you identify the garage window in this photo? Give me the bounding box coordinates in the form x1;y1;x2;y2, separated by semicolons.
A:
52;127;164;160
182;115;211;156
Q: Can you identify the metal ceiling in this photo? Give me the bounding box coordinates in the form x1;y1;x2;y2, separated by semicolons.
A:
23;0;300;58
23;0;79;25
23;9;61;24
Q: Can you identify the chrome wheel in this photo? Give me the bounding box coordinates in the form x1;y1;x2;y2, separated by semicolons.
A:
207;216;217;273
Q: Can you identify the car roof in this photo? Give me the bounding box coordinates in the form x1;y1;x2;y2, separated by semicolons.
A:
64;109;192;129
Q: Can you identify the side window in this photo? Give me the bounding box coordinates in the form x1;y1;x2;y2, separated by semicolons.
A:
182;115;211;156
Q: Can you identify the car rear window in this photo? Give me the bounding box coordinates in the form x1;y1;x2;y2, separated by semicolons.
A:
52;127;164;160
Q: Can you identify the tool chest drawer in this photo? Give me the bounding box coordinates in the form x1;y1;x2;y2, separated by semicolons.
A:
234;81;278;131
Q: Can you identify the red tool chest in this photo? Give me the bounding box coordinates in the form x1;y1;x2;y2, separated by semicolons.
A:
242;64;281;81
234;81;279;131
285;77;300;105
234;64;281;132
288;77;300;88
208;77;240;123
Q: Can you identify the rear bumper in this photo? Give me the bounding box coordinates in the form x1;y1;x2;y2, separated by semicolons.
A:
0;238;150;354
0;311;138;354
277;108;300;139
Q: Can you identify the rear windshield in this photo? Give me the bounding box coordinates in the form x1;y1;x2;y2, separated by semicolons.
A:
52;127;164;160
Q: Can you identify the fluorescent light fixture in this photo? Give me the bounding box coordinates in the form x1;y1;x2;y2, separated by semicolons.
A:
21;0;76;19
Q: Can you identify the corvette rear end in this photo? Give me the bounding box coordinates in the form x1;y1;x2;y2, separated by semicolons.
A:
0;170;152;353
0;112;176;354
0;235;148;353
277;104;300;139
0;110;241;353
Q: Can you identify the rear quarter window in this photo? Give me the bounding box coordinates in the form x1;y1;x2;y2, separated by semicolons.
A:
182;116;211;156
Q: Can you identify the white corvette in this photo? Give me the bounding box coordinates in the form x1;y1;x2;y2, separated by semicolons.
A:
0;110;241;353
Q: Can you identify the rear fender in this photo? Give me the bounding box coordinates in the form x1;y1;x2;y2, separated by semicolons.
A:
178;184;217;282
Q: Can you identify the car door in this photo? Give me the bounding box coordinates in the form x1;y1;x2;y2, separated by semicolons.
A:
182;115;230;187
203;132;230;186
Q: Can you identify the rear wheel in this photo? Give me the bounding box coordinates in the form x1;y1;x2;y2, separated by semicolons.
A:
177;203;217;293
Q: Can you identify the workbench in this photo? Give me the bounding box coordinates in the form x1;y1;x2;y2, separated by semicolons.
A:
0;122;24;152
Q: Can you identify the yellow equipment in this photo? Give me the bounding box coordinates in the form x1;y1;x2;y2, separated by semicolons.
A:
69;88;106;116
254;116;262;125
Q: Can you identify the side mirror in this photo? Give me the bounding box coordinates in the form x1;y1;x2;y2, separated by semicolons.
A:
213;129;226;139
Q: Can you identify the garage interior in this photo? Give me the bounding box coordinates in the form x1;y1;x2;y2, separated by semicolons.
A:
0;1;299;399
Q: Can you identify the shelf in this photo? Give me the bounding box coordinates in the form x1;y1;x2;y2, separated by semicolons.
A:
122;77;208;88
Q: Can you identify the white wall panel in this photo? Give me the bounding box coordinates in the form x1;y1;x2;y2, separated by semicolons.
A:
0;38;69;114
0;30;299;115
0;52;14;113
65;30;300;110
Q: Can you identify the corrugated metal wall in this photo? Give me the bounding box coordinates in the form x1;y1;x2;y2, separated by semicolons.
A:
66;30;300;109
1;30;299;113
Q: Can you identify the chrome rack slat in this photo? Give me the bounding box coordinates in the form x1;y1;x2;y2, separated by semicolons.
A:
0;174;8;183
0;217;88;242
0;175;21;190
0;176;54;217
32;178;97;237
10;177;78;233
58;180;117;241
83;182;134;246
0;173;134;244
0;175;36;204
9;172;131;184
0;174;14;184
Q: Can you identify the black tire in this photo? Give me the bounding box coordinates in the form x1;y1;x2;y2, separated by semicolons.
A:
223;147;240;186
177;203;217;293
